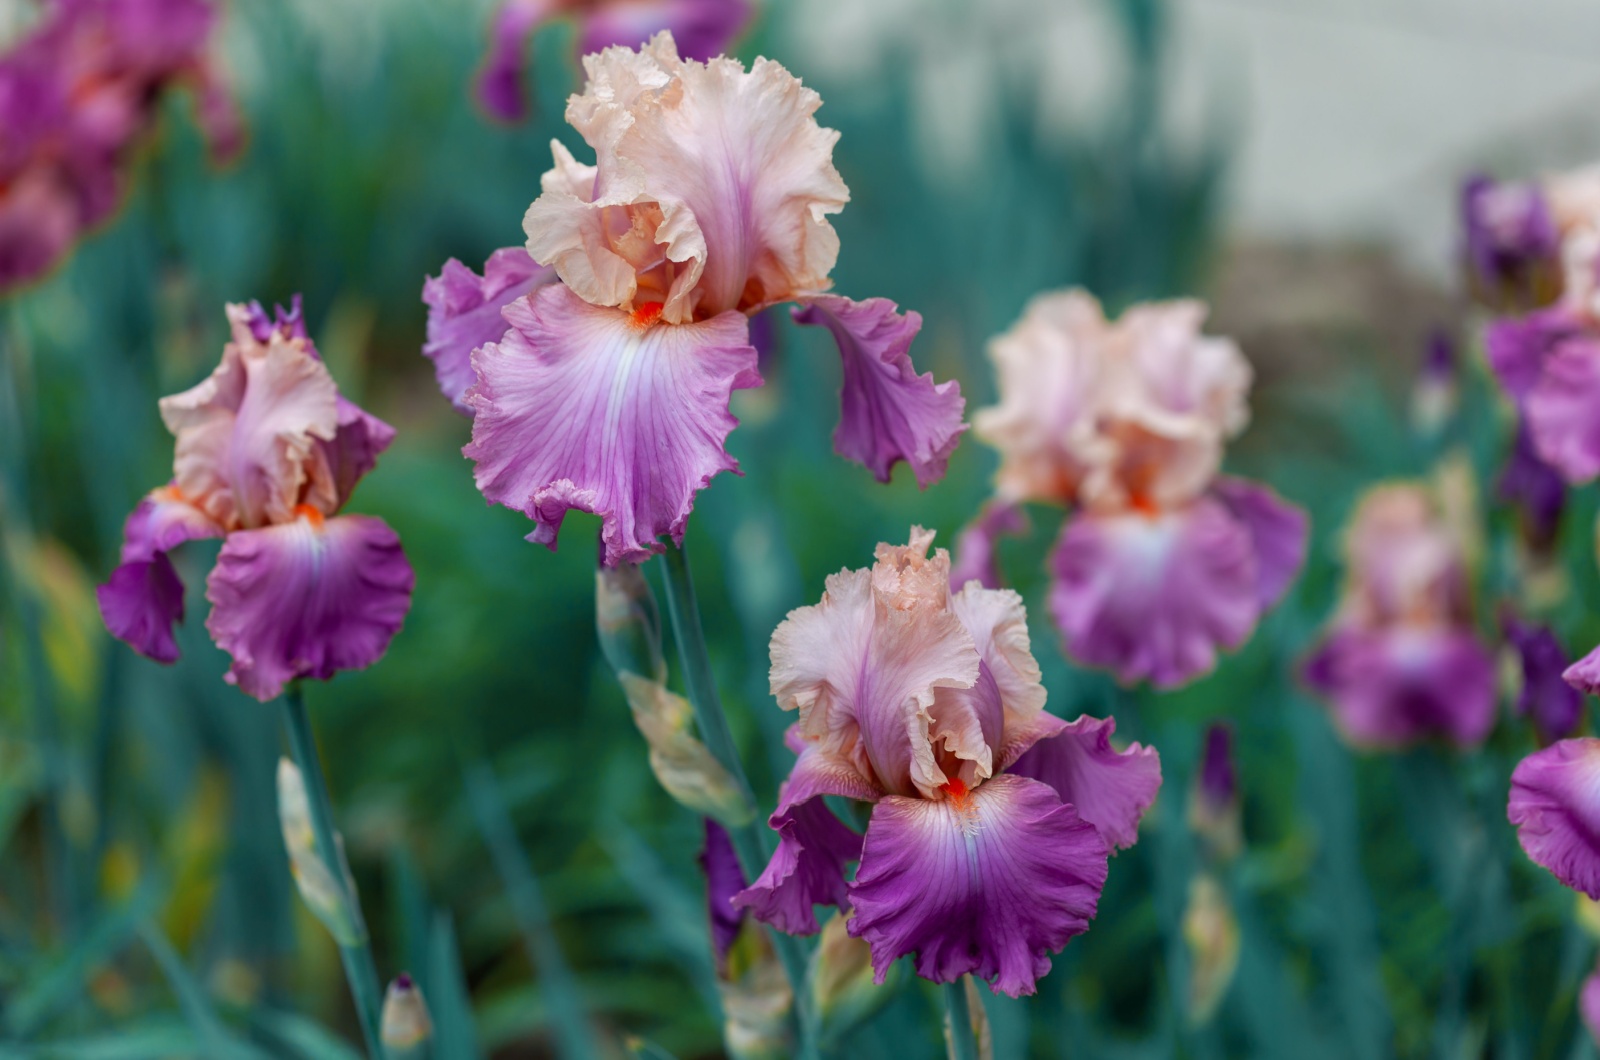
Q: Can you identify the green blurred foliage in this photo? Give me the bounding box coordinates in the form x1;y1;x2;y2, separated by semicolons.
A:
2;0;1597;1058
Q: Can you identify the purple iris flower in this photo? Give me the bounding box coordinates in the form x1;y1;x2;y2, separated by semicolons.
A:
96;299;414;701
1502;612;1581;744
731;529;1161;998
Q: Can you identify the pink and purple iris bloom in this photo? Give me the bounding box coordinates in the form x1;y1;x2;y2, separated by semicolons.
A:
1303;485;1496;749
959;289;1307;688
95;299;414;701
476;0;751;123
424;34;965;567
0;0;241;290
731;529;1161;997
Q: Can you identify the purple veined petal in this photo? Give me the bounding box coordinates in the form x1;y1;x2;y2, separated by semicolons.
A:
475;0;560;123
949;502;1029;591
1483;306;1586;403
421;248;555;414
1502;612;1582;744
465;283;761;566
1525;336;1600;484
1004;713;1161;850
204;511;415;701
847;774;1109;998
700;819;748;974
1508;738;1600;898
95;487;224;663
733;739;878;936
1498;418;1567;549
578;0;752;62
1209;477;1308;609
792;294;966;489
1048;498;1259;690
1303;625;1497;749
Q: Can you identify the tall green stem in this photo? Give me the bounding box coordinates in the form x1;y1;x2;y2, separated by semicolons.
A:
658;540;816;1059
281;685;386;1058
943;980;980;1060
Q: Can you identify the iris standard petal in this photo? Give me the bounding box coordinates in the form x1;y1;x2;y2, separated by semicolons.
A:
464;283;761;566
792;295;965;488
204;512;415;701
847;774;1109;998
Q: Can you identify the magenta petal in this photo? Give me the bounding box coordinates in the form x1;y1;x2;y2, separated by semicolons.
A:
847;775;1109;997
1508;738;1600;898
792;295;966;488
734;742;876;935
1048;499;1258;689
1006;714;1161;850
1210;477;1308;608
1484;307;1581;401
700;819;747;971
950;502;1029;591
204;513;415;701
475;0;556;122
578;0;751;61
319;396;397;507
1303;627;1497;749
96;489;224;663
1526;339;1600;484
421;248;554;413
1566;644;1600;696
465;284;760;566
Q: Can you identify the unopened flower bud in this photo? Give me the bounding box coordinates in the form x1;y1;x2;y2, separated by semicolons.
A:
1182;873;1240;1025
381;973;433;1056
1410;330;1458;438
619;673;754;826
276;758;364;945
595;553;665;682
1501;611;1582;745
809;911;899;1048
1188;723;1241;863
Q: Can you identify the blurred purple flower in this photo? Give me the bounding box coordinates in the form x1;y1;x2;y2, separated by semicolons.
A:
1460;174;1561;310
476;0;752;123
700;819;747;975
0;0;241;290
1502;612;1581;744
1486;308;1600;485
96;299;413;701
732;530;1160;998
949;501;1027;591
1410;329;1458;436
1189;722;1242;862
1498;420;1566;551
426;35;964;566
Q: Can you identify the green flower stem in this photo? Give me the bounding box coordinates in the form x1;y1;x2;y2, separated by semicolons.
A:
281;685;386;1059
658;540;817;1060
943;980;980;1060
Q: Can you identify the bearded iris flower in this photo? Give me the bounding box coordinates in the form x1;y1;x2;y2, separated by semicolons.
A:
960;290;1307;688
424;34;965;567
731;529;1160;998
1303;484;1495;749
0;0;241;289
95;299;414;701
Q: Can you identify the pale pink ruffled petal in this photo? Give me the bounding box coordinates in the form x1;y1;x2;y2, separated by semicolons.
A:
96;487;224;664
422;247;554;413
944;582;1047;759
159;320;339;530
525;34;847;322
1508;738;1600;898
792;294;965;488
1006;713;1162;850
205;512;415;701
768;531;980;798
1210;477;1308;608
847;774;1109;997
1048;498;1258;689
464;283;760;566
732;740;877;935
950;502;1028;591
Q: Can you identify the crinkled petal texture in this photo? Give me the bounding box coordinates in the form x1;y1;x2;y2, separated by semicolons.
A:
422;247;554;412
465;284;760;566
1048;498;1260;689
205;513;415;701
1006;714;1162;850
159;326;339;530
1525;336;1600;484
847;774;1109;997
96;487;224;663
1508;738;1600;898
524;33;848;323
792;295;965;487
1303;627;1497;749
